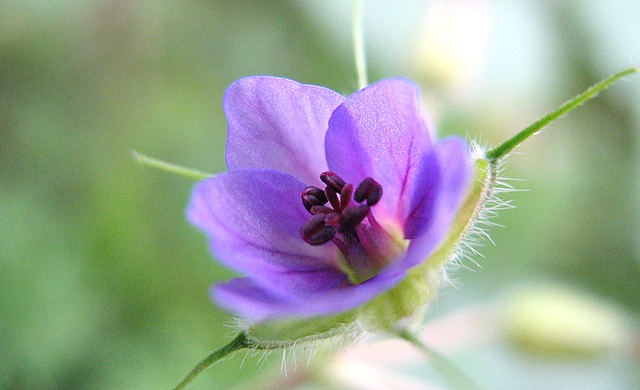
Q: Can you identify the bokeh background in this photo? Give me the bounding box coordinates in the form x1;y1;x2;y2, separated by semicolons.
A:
1;0;639;388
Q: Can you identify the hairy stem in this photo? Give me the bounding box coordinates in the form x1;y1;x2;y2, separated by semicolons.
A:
486;66;637;162
172;332;250;390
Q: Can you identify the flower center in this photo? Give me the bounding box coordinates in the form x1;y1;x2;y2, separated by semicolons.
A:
300;171;402;284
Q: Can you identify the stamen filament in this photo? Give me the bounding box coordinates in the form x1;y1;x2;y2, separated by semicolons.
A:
340;183;354;211
366;210;383;231
331;236;350;258
325;187;342;213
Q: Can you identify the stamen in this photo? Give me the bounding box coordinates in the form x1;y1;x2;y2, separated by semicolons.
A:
330;237;350;258
300;172;387;266
354;177;383;206
302;186;328;212
366;210;383;231
339;204;370;232
297;171;401;284
301;213;336;245
324;212;341;229
320;171;346;193
310;205;335;215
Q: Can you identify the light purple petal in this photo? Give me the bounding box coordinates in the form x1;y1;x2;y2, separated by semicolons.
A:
399;148;440;238
325;78;434;220
242;267;349;299
187;169;341;278
400;137;473;268
225;76;345;186
212;267;406;322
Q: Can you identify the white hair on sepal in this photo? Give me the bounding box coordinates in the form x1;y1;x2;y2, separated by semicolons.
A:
443;138;522;277
224;317;367;376
280;320;365;370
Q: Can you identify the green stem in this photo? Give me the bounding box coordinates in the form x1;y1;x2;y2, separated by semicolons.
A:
353;0;368;89
486;66;638;162
132;150;212;180
395;328;483;390
172;332;250;390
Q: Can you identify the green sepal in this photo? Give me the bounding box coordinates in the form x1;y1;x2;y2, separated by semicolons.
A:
244;311;358;347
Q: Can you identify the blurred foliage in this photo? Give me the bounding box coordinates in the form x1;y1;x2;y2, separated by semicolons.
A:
1;0;639;389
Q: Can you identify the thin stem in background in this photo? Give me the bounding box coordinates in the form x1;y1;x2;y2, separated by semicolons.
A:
132;150;212;180
395;328;483;390
353;0;368;89
486;66;637;162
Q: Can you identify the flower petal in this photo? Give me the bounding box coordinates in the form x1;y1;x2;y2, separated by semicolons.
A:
240;267;349;299
325;78;434;220
187;169;341;277
224;76;345;186
401;137;473;267
213;268;405;322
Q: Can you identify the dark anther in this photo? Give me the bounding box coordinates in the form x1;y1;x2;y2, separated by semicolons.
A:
324;212;341;228
310;205;335;215
301;213;337;245
301;186;328;212
320;171;346;193
301;172;383;246
354;177;383;206
339;205;370;232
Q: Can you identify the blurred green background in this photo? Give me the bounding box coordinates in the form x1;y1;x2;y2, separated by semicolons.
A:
1;0;639;389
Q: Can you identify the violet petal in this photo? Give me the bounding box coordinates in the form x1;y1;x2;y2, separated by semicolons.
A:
241;267;349;300
187;169;341;277
212;267;406;321
325;78;434;220
401;137;473;267
224;76;345;186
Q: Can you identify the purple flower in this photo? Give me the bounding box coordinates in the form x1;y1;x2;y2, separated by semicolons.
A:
187;76;473;323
